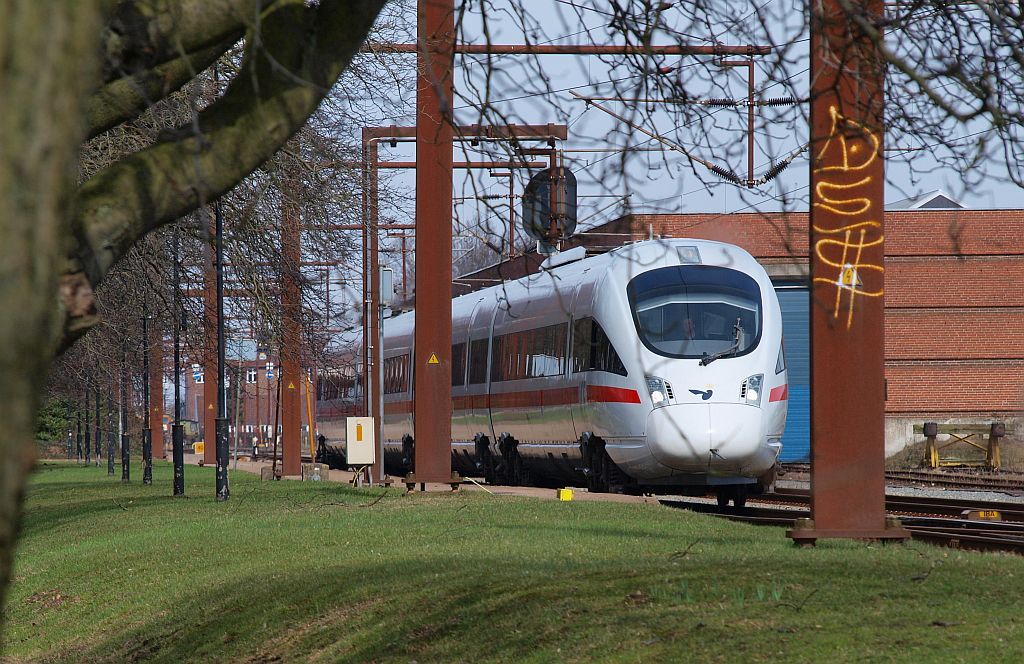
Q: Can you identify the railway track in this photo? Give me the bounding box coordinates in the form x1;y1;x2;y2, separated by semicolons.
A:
660;490;1024;554
884;469;1024;493
780;464;1024;494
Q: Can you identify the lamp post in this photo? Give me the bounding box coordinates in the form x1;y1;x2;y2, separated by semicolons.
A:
172;227;185;496
142;300;153;485
214;201;230;501
83;383;91;466
107;385;115;476
120;338;130;483
94;387;101;465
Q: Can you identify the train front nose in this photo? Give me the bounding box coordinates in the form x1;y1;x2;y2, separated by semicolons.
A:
645;404;773;475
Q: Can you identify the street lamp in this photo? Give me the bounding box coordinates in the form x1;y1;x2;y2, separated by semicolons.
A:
172;225;185;496
214;201;230;501
142;299;153;485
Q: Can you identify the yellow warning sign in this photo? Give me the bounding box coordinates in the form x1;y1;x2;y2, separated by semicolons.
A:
427;353;440;365
287;381;296;390
839;264;862;288
208;404;214;410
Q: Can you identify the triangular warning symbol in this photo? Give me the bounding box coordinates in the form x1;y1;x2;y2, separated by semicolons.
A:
207;404;214;410
287;381;296;389
427;353;440;365
839;264;863;288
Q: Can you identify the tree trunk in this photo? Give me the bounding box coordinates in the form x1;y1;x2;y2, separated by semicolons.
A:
0;0;104;623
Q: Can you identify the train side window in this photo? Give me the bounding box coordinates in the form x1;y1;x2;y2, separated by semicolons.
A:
572;317;627;376
468;338;489;384
490;334;508;382
452;342;467;386
491;323;568;381
529;323;567;377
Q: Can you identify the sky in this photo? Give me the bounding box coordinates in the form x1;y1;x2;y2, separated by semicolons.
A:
358;0;1022;251
317;0;1024;330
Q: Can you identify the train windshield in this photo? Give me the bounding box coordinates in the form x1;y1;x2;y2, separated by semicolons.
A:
627;265;762;359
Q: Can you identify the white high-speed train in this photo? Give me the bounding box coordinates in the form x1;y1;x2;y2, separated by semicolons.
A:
325;238;788;505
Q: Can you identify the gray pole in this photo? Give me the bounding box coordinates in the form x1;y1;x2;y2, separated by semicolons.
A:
121;339;130;483
107;388;115;476
94;388;101;464
172;226;185;495
378;303;385;483
76;410;82;462
214;201;229;501
83;385;91;466
232;361;242;470
142;301;153;485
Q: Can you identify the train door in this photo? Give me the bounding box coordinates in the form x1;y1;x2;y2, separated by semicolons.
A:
568;271;600;441
451;297;485;475
465;297;497;443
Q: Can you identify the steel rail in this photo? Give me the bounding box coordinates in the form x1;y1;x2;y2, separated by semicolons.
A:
660;497;1024;554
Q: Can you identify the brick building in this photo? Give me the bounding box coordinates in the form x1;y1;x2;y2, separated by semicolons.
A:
454;199;1024;460
182;356;318;454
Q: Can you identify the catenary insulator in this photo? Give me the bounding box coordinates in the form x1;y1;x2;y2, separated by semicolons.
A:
760;159;792;184
708;163;743;185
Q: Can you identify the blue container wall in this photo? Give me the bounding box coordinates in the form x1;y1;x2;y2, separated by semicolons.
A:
775;287;810;462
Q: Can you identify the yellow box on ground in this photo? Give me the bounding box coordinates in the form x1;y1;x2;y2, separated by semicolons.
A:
557;488;574;501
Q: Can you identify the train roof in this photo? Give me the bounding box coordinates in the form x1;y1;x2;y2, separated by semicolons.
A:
382;238;765;339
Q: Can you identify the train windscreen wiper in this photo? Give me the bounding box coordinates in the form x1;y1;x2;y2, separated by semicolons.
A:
699;318;744;366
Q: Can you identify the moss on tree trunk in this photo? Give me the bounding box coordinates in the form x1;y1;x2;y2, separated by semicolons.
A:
0;0;105;620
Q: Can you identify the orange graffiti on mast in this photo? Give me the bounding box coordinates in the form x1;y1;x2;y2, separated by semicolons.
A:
811;106;884;329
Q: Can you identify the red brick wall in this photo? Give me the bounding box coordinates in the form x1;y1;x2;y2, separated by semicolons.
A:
629;209;1024;258
886;361;1024;413
885;257;1024;308
886;309;1024;360
455;209;1024;417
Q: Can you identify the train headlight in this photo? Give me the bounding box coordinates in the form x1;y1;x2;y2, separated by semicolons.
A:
744;374;763;407
646;376;669;408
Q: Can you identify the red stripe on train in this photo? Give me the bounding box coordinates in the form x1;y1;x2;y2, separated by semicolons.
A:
768;385;788;402
586;385;642;404
384;385;642;413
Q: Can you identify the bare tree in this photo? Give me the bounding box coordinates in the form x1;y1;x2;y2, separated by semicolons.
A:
4;0;1024;629
0;0;388;618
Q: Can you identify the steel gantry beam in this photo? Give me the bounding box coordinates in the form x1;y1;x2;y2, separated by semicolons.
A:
202;213;219;467
788;0;908;545
281;171;304;477
359;123;564;486
411;0;457;487
368;16;764;487
149;329;165;460
368;43;770;57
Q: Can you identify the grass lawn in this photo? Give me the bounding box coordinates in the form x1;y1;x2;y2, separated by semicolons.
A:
3;462;1024;663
